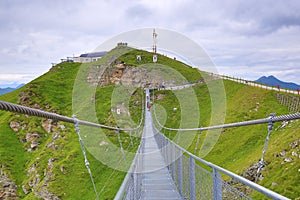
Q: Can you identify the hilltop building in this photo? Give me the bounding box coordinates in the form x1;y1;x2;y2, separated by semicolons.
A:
73;51;107;63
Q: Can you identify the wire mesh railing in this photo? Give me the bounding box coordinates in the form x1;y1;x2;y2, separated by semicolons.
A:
0;99;145;200
153;125;290;200
114;137;144;200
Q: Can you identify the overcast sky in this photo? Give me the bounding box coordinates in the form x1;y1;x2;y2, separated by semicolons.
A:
0;0;299;86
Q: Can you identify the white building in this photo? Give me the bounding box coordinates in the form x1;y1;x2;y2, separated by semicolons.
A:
73;51;107;63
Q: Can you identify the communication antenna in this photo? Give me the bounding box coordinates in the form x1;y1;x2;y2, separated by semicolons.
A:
152;29;158;53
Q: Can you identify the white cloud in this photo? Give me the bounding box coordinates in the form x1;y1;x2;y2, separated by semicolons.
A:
0;74;35;85
0;0;299;85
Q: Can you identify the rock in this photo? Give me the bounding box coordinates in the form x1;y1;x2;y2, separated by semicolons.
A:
18;91;32;105
21;124;27;130
284;158;293;162
9;121;20;132
0;169;18;199
42;119;53;133
48;158;55;170
292;151;298;157
280;151;286;157
271;182;277;187
47;141;54;148
99;140;108;146
30;140;40;150
37;189;60;200
290;140;298;149
59;124;65;130
2;180;11;187
53;132;61;140
22;184;29;194
116;63;126;69
26;132;40;142
242;161;268;181
60;166;65;174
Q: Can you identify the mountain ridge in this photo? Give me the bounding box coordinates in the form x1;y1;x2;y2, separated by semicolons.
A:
255;75;300;90
0;84;25;95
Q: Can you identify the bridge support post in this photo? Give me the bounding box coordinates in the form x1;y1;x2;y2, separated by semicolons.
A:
133;173;137;200
171;143;175;180
178;149;183;195
189;156;196;200
213;168;222;200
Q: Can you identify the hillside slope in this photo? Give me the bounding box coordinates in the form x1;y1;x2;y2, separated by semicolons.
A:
0;61;131;199
0;46;202;199
1;45;298;199
153;79;300;199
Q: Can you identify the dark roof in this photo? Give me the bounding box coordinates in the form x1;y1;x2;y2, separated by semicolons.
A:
80;51;107;58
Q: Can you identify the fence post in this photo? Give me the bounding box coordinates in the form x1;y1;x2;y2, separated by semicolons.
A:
171;143;175;180
178;149;183;195
133;172;137;200
189;156;196;200
213;168;222;200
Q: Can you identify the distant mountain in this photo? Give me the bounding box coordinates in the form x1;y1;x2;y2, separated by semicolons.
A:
255;75;300;90
0;82;23;88
0;83;25;95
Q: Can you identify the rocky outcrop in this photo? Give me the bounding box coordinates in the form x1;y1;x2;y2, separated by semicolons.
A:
87;63;188;88
242;161;268;181
24;161;60;200
273;138;300;164
25;132;41;151
0;166;18;200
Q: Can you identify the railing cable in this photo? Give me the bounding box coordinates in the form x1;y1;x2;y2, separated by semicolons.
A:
255;113;275;183
153;107;300;131
73;115;99;200
0;100;140;131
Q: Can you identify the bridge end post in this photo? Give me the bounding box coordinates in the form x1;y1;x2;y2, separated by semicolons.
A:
178;149;183;195
189;156;196;200
212;168;222;200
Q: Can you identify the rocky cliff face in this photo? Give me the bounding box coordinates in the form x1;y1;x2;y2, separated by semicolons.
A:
87;62;186;88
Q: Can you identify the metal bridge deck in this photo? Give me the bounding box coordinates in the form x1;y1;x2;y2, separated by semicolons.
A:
141;108;182;200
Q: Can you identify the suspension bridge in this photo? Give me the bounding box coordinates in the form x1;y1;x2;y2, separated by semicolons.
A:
0;88;299;199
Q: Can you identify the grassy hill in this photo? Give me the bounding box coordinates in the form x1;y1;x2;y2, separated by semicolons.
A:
153;79;300;199
0;61;132;199
0;45;299;199
0;46;201;199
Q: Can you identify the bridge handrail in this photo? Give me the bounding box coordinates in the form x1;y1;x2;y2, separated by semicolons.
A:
114;138;144;200
154;109;300;131
152;125;290;200
0;100;142;131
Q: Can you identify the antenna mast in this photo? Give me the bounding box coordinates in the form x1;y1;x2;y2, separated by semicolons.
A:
152;29;158;53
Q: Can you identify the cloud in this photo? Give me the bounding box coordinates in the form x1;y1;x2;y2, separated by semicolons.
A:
0;74;36;85
0;0;299;85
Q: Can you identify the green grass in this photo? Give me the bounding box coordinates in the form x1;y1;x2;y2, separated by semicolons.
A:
0;111;29;196
116;49;202;83
0;46;299;199
0;60;134;199
153;79;299;199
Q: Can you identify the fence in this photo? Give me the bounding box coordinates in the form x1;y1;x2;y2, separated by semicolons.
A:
212;73;300;95
0;100;145;200
276;93;300;112
114;137;144;200
153;125;289;200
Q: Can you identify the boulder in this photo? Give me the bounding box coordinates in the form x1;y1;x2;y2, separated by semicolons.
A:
9;121;20;132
